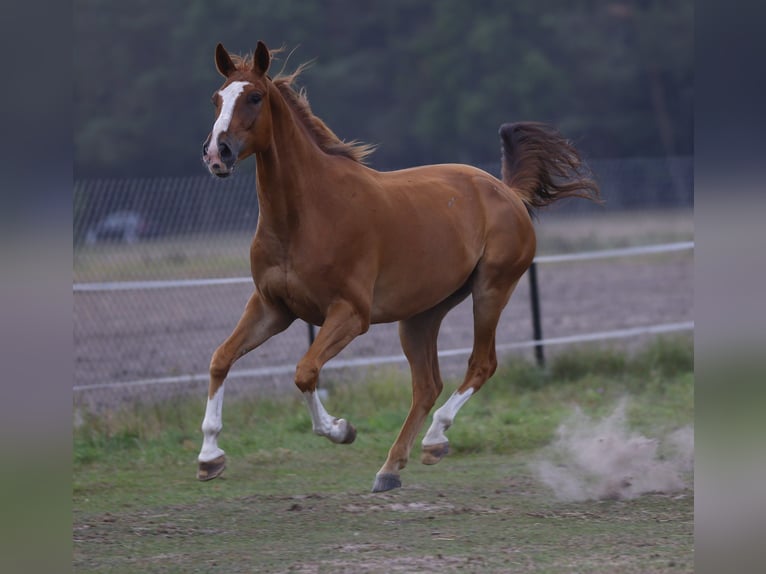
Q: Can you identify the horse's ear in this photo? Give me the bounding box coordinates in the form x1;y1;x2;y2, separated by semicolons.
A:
215;43;237;78
252;41;270;76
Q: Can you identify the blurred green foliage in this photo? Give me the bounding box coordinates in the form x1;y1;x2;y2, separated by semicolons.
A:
74;0;692;177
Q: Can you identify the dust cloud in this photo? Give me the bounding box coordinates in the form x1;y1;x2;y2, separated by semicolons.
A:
531;398;693;501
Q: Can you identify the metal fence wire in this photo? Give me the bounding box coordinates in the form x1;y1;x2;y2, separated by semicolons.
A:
73;156;693;413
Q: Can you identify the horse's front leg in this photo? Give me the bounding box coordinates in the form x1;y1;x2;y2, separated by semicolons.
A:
295;299;369;445
197;291;294;480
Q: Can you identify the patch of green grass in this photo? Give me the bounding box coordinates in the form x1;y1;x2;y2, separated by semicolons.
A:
73;337;693;572
441;335;693;455
74;336;692;485
534;209;694;255
73;232;252;282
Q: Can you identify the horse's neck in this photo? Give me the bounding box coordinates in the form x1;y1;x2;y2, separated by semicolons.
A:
254;96;327;235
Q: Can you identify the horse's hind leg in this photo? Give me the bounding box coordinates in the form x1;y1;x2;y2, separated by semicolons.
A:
197;292;294;481
372;289;469;492
421;270;522;466
372;312;443;492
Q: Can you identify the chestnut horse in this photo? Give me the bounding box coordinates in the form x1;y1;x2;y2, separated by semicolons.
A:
198;41;599;492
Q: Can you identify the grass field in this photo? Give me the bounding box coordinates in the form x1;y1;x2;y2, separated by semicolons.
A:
73;337;693;573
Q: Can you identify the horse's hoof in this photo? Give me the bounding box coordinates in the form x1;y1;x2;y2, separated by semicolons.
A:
421;442;449;465
197;455;226;481
372;473;402;493
341;422;357;444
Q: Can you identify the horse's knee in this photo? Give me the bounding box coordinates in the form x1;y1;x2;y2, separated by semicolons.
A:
295;360;319;393
209;348;233;381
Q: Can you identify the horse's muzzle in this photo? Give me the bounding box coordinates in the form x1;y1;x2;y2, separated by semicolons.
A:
202;136;237;178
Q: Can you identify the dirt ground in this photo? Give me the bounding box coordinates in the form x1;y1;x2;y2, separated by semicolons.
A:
74;248;692;412
72;454;693;573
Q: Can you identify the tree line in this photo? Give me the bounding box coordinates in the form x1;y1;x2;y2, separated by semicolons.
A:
74;0;693;178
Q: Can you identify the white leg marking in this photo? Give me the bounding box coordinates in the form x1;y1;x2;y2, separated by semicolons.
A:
303;391;351;443
209;81;251;155
422;389;474;446
198;386;225;462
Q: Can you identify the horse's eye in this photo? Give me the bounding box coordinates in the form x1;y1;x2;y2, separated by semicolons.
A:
248;93;263;104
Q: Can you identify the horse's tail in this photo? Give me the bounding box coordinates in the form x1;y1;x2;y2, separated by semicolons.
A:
499;122;601;213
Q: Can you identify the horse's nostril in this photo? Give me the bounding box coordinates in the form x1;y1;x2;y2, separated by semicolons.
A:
202;142;209;156
219;142;232;160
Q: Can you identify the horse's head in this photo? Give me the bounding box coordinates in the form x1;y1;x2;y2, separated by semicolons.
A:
202;42;273;178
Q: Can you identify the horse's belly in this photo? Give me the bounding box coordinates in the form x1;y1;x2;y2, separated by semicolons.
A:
369;250;477;323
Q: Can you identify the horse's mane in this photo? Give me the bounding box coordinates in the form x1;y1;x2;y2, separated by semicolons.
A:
231;53;375;164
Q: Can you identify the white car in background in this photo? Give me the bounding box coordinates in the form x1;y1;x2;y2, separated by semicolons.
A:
85;211;151;244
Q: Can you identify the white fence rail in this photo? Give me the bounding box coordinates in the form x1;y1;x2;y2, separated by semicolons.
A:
73;320;692;392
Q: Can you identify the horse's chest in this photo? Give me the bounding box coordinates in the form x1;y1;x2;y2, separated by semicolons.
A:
253;261;326;323
251;233;355;323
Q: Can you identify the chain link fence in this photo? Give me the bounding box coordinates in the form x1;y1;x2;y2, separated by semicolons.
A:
73;156;693;413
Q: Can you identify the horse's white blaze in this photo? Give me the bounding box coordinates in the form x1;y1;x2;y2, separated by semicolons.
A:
422;388;474;446
303;391;349;443
209;81;251;156
198;386;225;462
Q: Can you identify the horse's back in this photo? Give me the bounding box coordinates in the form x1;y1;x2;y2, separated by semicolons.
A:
380;163;527;220
378;162;533;260
367;163;534;322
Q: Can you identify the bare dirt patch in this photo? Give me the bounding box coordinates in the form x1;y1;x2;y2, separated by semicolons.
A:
73;455;693;573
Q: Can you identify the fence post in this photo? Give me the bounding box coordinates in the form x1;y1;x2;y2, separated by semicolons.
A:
527;261;545;367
